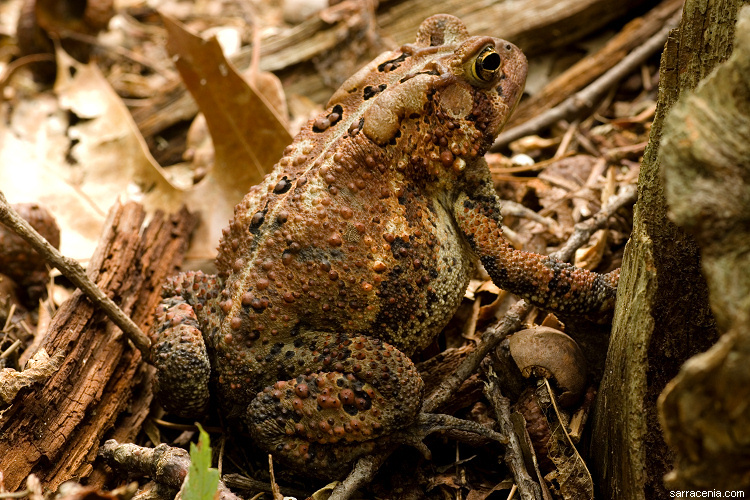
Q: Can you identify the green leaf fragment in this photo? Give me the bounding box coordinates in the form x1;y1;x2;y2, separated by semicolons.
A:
182;424;220;500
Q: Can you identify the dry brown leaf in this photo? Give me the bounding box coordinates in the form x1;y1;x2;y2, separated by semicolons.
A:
162;14;291;195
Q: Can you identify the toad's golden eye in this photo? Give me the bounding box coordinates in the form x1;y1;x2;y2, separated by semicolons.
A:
470;45;502;83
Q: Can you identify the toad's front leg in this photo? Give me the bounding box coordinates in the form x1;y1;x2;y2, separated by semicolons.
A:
452;189;619;316
150;271;214;417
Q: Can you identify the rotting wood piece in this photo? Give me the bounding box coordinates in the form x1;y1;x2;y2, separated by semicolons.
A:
0;201;197;491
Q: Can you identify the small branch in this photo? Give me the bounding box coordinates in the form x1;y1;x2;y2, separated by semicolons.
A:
423;300;529;413
553;184;637;262
328;454;388;500
543;378;593;487
493;13;680;149
0;491;31;499
56;29;174;78
0;192;151;355
0;53;56;96
223;473;311;500
100;440;240;500
484;368;543;500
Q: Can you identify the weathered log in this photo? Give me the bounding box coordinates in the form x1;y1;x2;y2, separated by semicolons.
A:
0;202;196;491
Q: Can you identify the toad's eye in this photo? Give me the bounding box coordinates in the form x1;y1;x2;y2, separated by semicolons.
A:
470;45;502;83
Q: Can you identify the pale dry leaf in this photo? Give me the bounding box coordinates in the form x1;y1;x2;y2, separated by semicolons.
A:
465;480;515;500
4;44;280;262
476;280;502;295
0;0;23;39
464;279;487;300
26;474;44;500
309;482;338;500
574;229;607;270
0;91;102;260
55;49;183;211
0;348;65;404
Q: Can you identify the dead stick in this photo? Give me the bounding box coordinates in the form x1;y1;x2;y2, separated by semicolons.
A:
493;13;680;149
328;454;388;500
100;440;240;500
0;192;151;355
484;368;542;500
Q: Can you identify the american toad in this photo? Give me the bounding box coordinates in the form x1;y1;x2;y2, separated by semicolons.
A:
151;14;618;477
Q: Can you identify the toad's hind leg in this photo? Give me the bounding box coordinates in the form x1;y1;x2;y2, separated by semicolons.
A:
245;333;423;476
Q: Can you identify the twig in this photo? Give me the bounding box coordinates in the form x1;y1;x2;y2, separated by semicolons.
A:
0;490;31;499
328;412;508;500
223;473;310;500
0;53;56;97
328;454;388;500
99;440;240;500
543;378;592;486
0;192;151;355
55;29;175;78
424;300;529;413
484;368;543;500
553;184;636;262
268;455;283;500
493;13;680;149
0;339;22;359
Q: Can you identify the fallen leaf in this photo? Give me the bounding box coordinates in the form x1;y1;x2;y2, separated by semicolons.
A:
574;229;607;270
0;87;105;260
2;39;292;262
55;49;182;213
162;14;291;196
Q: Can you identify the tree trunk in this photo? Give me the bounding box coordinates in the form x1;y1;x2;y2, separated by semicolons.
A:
658;5;750;490
589;0;750;497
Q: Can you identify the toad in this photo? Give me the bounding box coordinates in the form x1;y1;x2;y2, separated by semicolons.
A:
151;14;619;476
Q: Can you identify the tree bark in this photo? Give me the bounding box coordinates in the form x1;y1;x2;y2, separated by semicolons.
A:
0;202;196;491
589;0;750;497
658;5;750;490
